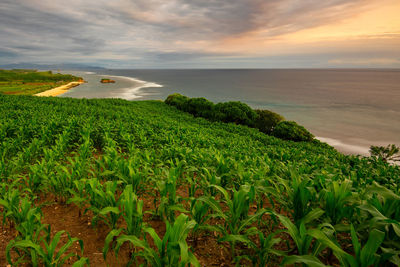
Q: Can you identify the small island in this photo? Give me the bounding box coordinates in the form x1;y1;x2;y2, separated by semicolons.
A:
100;78;115;83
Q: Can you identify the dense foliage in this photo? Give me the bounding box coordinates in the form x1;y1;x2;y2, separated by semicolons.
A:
165;94;312;142
164;93;189;109
184;97;215;118
1;94;400;266
165;94;257;126
273;121;314;142
370;144;400;162
214;101;257;126
254;109;285;134
0;69;82;95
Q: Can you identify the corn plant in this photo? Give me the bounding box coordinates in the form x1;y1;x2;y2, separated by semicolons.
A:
85;179;122;229
276;210;334;266
6;225;87;267
198;185;266;258
0;153;10;180
273;168;317;226
51;130;72;159
67;179;88;217
343;225;386;267
223;231;284;266
153;167;187;222
14;203;44;241
115;158;146;194
357;182;400;262
26;164;47;193
103;185;144;259
312;224;389;267
188;199;210;235
0;187;21;227
0;189;39;230
320;179;356;227
48;165;76;204
213;153;234;187
2;197;46;265
114;214;199;267
199;167;221;196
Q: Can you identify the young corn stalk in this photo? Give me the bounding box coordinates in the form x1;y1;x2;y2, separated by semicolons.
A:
67;179;89;217
197;184;266;259
276;211;331;266
320;179;356;228
272;168;318;226
114;214;200;267
307;223;389;267
357;182;400;264
103;185;144;260
222;231;284;266
85;179;122;229
6;225;88;267
153;167;187;222
0;188;38;230
115;157;146;195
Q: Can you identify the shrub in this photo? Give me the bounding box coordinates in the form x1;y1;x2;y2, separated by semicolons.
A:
214;101;257;126
165;93;189;110
183;97;215;118
370;144;400;162
272;121;313;142
254;109;284;134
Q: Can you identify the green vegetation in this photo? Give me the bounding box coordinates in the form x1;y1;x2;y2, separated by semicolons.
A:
214;101;257;126
0;69;81;95
255;109;285;134
272;121;314;142
100;78;115;83
1;94;400;266
370;144;400;162
165;93;313;142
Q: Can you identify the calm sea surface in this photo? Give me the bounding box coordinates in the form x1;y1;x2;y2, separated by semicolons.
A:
61;69;400;156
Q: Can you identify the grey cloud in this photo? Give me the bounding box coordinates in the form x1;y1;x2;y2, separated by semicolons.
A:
0;49;18;58
0;0;397;67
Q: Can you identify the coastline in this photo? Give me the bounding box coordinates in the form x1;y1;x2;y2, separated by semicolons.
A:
34;81;85;97
101;75;163;100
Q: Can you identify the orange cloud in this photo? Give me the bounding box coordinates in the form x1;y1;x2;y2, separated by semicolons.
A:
202;0;400;56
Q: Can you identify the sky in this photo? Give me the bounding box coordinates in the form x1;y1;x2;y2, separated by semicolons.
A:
1;0;399;68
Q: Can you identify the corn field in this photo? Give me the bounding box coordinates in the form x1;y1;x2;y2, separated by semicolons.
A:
0;94;399;266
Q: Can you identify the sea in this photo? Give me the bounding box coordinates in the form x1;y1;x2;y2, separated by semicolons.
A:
60;69;400;156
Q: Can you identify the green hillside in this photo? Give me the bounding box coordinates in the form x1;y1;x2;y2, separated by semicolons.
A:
0;94;399;266
0;69;82;95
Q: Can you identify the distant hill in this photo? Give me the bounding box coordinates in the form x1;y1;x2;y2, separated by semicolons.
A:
0;63;105;71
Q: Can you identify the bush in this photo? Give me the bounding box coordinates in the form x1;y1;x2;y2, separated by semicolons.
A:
254;109;284;134
165;93;189;110
370;144;400;162
182;97;215;118
214;101;257;126
272;121;314;142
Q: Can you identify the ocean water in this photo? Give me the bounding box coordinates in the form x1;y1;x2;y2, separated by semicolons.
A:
61;69;400;156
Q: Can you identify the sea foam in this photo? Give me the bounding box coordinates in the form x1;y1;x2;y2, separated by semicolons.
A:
316;137;370;156
100;75;163;100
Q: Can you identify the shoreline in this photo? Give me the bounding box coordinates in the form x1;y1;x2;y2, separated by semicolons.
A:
101;74;163;100
34;81;85;97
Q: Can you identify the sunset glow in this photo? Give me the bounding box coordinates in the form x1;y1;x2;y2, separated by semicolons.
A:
1;0;399;68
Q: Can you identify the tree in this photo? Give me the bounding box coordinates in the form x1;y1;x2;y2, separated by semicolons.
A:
370;144;400;162
213;101;257;126
254;109;284;134
272;121;314;142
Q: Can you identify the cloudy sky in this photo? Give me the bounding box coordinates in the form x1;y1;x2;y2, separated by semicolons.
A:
1;0;399;68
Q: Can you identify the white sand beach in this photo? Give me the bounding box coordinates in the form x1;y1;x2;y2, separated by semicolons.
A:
34;81;85;97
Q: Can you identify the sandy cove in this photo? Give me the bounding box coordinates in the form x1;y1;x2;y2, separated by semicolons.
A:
34;81;85;97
